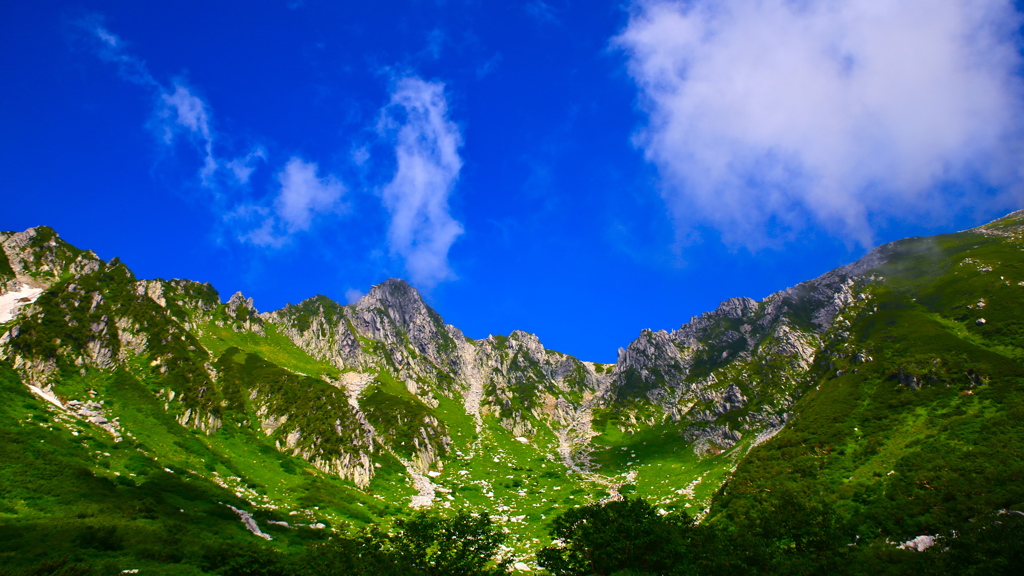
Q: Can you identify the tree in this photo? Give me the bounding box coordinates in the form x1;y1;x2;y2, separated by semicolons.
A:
386;511;511;576
537;497;695;576
294;511;510;576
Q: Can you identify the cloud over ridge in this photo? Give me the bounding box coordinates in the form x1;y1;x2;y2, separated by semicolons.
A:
380;76;465;287
616;0;1024;247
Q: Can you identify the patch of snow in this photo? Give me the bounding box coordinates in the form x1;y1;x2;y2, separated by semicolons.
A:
0;284;44;323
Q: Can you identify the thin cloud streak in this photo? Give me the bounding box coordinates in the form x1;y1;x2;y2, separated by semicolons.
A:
157;83;218;185
616;0;1024;248
85;21;346;248
380;77;464;288
85;22;250;190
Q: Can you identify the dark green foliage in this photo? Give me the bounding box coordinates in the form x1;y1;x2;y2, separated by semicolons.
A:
275;295;347;334
611;367;658;403
0;362;290;576
539;496;1024;576
0;246;14;285
214;348;369;462
538;497;698;576
927;511;1024;575
359;370;448;461
384;511;510;575
291;535;403;576
292;511;510;576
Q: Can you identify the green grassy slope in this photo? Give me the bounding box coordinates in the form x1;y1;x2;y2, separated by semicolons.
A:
711;224;1024;546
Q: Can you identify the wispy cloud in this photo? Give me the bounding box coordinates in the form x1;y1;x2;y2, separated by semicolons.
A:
84;20;347;247
616;0;1024;248
87;22;159;88
227;147;268;184
82;20;466;277
526;1;559;24
85;22;232;187
240;158;346;247
156;83;218;184
424;29;445;61
379;76;464;287
275;158;346;233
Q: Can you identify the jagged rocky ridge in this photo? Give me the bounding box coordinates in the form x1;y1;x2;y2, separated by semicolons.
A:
0;217;1003;496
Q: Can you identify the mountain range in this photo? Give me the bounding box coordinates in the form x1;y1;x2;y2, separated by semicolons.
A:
1;212;1023;573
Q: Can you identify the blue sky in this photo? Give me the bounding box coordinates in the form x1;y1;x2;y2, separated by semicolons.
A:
3;0;1023;362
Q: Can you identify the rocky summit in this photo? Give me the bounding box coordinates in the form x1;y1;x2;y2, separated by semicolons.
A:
2;213;1024;573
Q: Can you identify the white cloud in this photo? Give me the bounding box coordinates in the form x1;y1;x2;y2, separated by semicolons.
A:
275;157;346;233
380;76;464;287
616;0;1024;247
88;24;159;88
239;157;346;247
85;21;467;267
351;146;370;167
95;27;119;48
157;83;218;184
345;288;365;304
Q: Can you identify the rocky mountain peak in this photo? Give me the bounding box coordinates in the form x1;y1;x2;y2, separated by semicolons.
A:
357;278;436;327
226;291;257;316
361;278;418;304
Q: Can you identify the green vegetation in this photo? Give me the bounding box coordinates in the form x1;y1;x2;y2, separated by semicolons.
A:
4;216;1024;573
199;320;340;380
0;246;14;284
538;495;1024;575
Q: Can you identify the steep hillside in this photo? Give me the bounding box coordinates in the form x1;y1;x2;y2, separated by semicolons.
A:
1;213;1023;573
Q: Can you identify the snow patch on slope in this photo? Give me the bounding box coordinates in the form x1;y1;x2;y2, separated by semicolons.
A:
0;284;44;323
